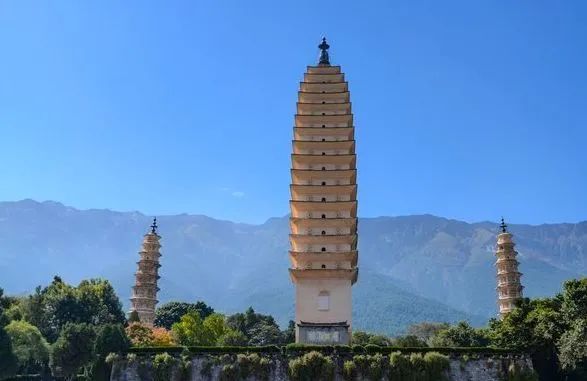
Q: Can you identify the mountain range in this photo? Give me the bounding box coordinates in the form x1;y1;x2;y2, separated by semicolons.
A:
0;199;585;335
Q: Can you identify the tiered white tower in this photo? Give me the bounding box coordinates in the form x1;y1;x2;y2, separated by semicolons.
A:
495;218;524;317
289;39;358;344
129;218;162;326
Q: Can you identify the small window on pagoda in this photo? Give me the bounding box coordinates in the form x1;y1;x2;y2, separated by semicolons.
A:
321;247;326;252
322;112;326;115
321;264;326;269
322;152;326;155
322;166;326;170
322;138;326;142
318;291;330;311
321;181;326;186
321;214;326;219
322;124;326;128
321;230;326;235
321;197;326;202
322;101;325;104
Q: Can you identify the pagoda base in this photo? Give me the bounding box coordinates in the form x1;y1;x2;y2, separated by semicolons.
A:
296;321;350;345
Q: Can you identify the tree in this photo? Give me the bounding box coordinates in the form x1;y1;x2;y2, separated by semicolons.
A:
218;330;248;346
393;335;427;347
352;331;373;345
5;320;50;374
171;312;211;346
407;322;450;345
128;310;140;323
50;323;96;381
151;327;175;347
0;288;18;380
23;277;125;342
93;324;130;381
557;319;587;374
226;307;282;345
94;324;130;356
0;327;18;380
282;320;296;344
126;323;154;347
430;321;488;347
248;322;283;346
154;301;214;329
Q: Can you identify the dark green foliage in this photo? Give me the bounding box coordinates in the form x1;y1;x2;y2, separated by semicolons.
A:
127;310;140;323
49;323;96;380
154;301;214;329
423;352;450;381
283;320;296;344
352;353;386;380
288;351;335;381
431;321;489;347
226;307;284;346
352;330;393;346
21;277;125;343
0;288;18;380
94;324;130;356
389;351;411;380
486;278;587;381
0;326;18;380
236;353;271;380
92;324;131;381
217;329;248;346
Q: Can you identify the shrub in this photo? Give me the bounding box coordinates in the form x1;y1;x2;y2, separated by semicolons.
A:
424;352;450;381
352;345;366;354
152;352;177;381
343;360;357;381
353;354;386;380
409;353;427;379
236;353;271;380
151;327;175;347
389;351;410;380
219;364;238;381
365;344;382;354
288;351;335;381
126;323;154;347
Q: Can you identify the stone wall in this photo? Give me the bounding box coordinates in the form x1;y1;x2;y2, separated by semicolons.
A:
110;351;535;381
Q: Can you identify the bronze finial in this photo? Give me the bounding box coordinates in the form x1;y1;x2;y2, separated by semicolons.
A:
318;37;330;65
150;217;158;234
500;217;508;233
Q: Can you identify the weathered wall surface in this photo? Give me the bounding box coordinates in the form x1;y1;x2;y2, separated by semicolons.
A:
111;352;535;381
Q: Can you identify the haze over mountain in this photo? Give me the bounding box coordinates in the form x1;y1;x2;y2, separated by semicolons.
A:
0;199;585;334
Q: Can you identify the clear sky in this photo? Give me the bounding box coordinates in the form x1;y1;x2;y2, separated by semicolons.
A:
0;1;585;224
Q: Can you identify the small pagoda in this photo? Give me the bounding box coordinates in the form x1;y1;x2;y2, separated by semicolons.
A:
288;38;359;344
129;218;162;326
495;218;524;317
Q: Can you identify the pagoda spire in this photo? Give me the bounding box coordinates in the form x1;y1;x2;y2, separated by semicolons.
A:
494;218;524;318
318;37;331;66
500;217;508;233
129;219;162;326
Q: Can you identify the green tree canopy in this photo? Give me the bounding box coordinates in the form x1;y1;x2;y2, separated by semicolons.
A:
407;322;450;344
430;321;488;347
154;301;214;329
50;323;96;381
5;320;50;373
0;288;18;380
226;307;284;345
21;276;125;342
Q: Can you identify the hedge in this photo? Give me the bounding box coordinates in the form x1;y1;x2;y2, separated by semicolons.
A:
127;345;518;356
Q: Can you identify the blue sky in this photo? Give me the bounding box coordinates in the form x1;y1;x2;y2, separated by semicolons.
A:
0;1;585;224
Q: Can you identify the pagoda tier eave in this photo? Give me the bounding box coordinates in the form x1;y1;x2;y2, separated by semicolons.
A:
289;251;358;267
289;268;358;284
